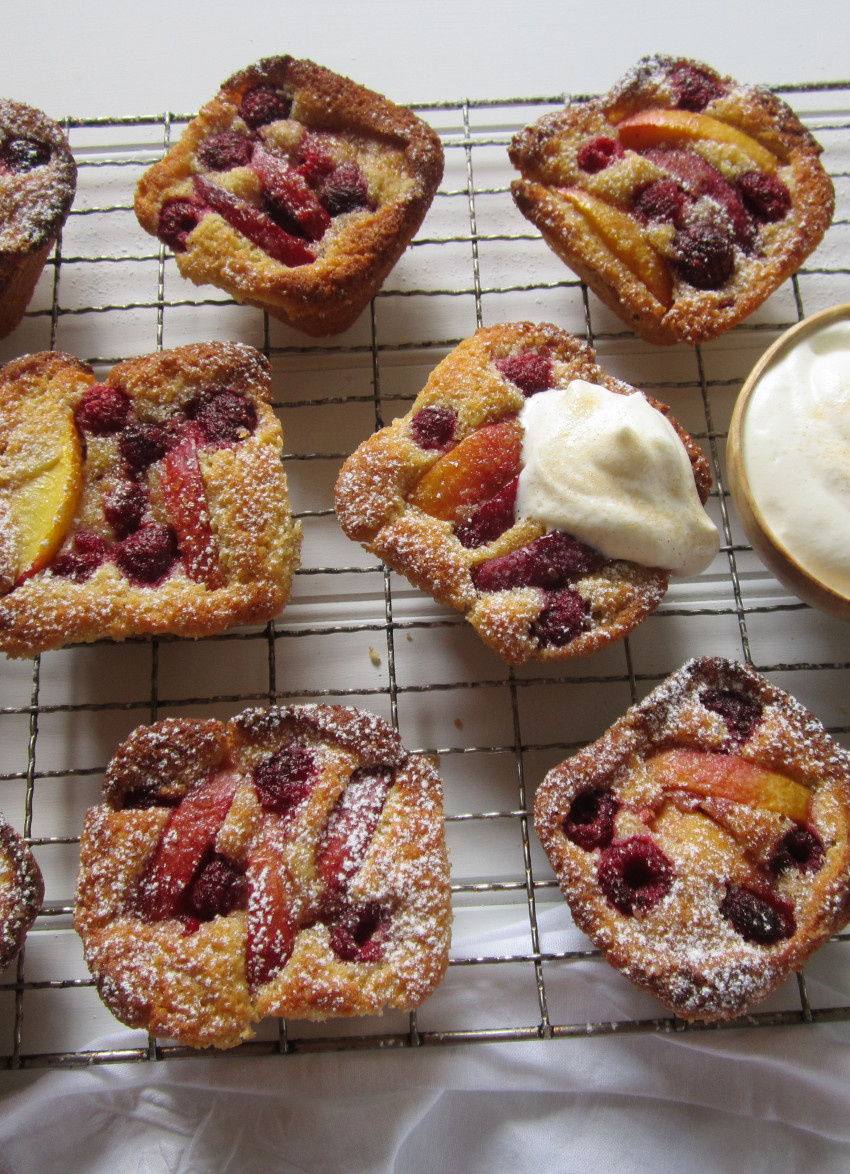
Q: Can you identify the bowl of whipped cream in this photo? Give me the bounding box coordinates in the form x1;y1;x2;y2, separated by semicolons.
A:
728;303;850;622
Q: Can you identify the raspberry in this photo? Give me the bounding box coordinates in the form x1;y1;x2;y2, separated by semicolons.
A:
719;882;796;944
644;147;755;250
239;84;291;129
532;587;588;648
563;788;618;851
576;136;625;174
157;198;204;253
668;63;726;112
104;481;147;538
113;522;178;585
471;530;604;593
672;222;735;289
186;853;248;921
770;825;825;875
494;352;554;396
598;837;673;915
295;133;336;186
410;406;457;451
321;162;372;216
188;388;257;445
253;742;317;815
699;687;763;742
328;903;390;963
118;422;171;476
50;532;109;582
632;179;689;226
736;171;792;223
454;477;518;549
0;137;51;172
74;384;132;435
197;131;254;172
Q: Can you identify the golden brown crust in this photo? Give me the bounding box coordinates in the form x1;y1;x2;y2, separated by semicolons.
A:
335;321;712;665
534;657;850;1020
74;705;452;1049
0;99;77;340
0;342;301;657
0;812;43;970
509;55;834;345
134;56;444;336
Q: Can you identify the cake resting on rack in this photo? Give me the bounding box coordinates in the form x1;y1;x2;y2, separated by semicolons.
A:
0;98;77;339
74;705;452;1049
0;342;301;657
509;56;834;345
335;321;717;664
534;657;850;1021
0;811;43;972
134;56;444;336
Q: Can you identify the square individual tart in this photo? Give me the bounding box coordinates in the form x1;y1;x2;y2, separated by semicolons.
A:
335;321;716;664
0;341;301;656
534;656;850;1020
74;705;452;1049
509;56;834;345
0;98;77;339
134;56;444;336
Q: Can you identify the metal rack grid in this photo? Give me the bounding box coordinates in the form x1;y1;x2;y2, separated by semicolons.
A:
2;83;850;1070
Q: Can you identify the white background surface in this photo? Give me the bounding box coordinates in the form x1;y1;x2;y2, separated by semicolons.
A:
2;1;850;1171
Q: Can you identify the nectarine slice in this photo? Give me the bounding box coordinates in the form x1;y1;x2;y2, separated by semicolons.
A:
409;418;523;522
616;110;777;173
560;188;673;306
646;747;810;821
0;410;83;588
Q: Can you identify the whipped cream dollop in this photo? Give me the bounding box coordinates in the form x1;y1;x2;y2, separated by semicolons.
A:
741;317;850;597
516;380;719;576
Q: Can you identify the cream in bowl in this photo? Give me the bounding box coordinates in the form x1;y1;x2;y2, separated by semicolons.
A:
728;303;850;621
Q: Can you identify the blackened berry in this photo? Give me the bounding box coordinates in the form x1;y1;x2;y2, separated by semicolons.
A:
253;742;317;815
532;587;588;648
410;406;457;451
188;388;257;445
564;788;619;851
719;881;795;944
104;481;147;537
633;179;689;226
197;131;254;172
50;532;109;583
700;687;763;742
329;902;390;963
321;162;371;216
113;522;178;585
119;423;171;475
1;137;50;172
668;63;727;112
239;84;291;129
770;825;825;875
672;222;736;289
737;171;792;223
186;853;248;920
158;198;204;252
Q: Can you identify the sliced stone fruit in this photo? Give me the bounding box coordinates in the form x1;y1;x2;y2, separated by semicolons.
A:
0;408;83;591
408;418;523;522
160;425;225;590
315;765;393;896
645;747;810;821
559;187;673;306
616;110;778;173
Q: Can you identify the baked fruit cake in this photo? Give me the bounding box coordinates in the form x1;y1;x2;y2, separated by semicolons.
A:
0;811;43;971
135;56;444;336
0;98;77;339
0;342;301;657
74;704;452;1049
509;56;834;345
534;656;850;1021
335;321;717;664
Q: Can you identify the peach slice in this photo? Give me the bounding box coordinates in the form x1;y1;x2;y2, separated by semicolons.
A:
0;409;83;590
408;418;523;522
559;188;673;306
616;110;777;173
645;747;810;821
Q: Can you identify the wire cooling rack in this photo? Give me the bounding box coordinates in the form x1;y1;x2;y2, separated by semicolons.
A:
2;83;850;1070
